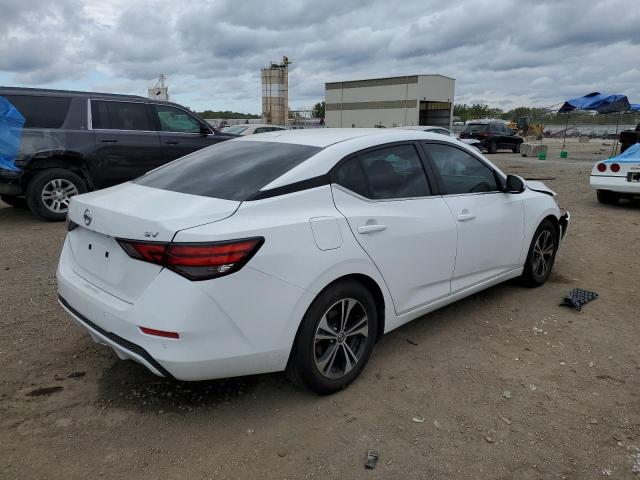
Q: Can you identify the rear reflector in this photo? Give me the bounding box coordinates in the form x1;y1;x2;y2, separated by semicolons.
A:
140;327;180;339
117;237;264;281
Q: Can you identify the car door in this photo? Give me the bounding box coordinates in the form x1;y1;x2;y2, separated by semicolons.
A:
151;103;223;161
331;143;458;315
90;99;163;187
422;142;525;293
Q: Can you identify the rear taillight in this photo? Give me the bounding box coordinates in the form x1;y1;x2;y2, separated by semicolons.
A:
610;163;621;173
116;237;263;281
596;163;607;172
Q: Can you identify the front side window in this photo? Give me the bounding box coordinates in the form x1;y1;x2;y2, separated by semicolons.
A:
154;104;201;133
425;143;499;194
91;100;152;131
136;141;321;201
2;95;71;129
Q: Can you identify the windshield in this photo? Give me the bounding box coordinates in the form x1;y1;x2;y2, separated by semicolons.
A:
224;126;249;134
463;124;488;133
136;141;322;201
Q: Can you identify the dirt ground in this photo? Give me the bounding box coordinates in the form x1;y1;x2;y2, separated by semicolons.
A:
1;138;639;479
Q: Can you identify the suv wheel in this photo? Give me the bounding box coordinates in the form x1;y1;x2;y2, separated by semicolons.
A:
521;220;558;287
512;143;521;153
596;190;618;205
26;169;87;221
286;280;378;394
0;195;28;209
488;141;498;154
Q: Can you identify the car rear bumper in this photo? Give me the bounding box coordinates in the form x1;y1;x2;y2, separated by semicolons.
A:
56;237;311;381
590;175;640;194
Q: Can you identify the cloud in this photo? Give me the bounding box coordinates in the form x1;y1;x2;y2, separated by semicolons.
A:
0;0;639;112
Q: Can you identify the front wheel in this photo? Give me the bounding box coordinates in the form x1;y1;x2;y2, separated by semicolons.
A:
286;280;378;394
521;220;558;287
512;143;521;153
488;141;498;154
26;169;87;221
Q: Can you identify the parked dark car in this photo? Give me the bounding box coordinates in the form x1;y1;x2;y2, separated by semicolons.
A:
459;122;524;154
0;87;237;220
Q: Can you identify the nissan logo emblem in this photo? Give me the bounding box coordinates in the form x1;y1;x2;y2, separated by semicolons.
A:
83;208;92;226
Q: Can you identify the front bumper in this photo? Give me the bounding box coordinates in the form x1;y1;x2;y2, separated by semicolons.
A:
0;168;23;196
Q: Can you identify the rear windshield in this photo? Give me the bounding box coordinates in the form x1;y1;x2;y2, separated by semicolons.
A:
463;124;488;133
1;94;71;129
136;140;322;201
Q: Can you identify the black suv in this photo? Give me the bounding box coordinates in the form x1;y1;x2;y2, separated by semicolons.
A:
459;122;523;154
0;87;237;220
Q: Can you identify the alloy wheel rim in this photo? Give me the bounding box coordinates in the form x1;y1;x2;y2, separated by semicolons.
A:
313;298;369;379
41;179;78;213
532;230;554;279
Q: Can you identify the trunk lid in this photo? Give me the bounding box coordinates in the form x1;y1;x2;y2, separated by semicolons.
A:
65;183;240;303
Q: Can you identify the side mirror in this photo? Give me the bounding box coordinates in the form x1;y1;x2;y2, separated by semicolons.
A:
199;124;212;135
505;174;525;194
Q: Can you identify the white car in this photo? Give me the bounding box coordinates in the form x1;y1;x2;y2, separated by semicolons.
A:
590;143;640;204
57;129;570;394
397;125;482;150
222;124;286;135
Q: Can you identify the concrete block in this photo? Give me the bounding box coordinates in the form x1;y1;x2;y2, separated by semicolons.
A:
521;143;548;157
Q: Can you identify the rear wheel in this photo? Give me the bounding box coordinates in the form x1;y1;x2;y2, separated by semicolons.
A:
521;220;558;287
26;169;86;221
597;189;619;205
286;280;378;394
488;141;498;154
0;195;28;209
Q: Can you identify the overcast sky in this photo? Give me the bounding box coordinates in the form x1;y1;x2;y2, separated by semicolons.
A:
1;0;639;113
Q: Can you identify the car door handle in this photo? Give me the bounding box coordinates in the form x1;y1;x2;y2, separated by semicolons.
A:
100;139;118;143
357;224;387;234
456;212;476;222
164;141;179;145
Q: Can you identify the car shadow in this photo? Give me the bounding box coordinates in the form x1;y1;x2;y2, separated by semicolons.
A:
95;359;299;413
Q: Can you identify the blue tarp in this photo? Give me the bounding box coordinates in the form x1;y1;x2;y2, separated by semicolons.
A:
0;96;25;171
558;92;631;114
630;104;640;112
604;142;640;163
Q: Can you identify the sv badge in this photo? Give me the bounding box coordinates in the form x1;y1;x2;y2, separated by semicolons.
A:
144;231;159;238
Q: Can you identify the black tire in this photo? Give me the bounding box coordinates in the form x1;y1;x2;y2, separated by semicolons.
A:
488;141;498;154
521;219;558;287
286;280;378;395
0;195;28;209
512;143;521;153
26;169;87;221
597;190;618;205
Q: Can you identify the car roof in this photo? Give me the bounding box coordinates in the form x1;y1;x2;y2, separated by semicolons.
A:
0;86;148;102
250;128;497;190
234;128;439;148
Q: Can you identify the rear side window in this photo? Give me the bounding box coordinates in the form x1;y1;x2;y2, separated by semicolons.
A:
425;143;498;194
2;94;70;129
335;157;369;197
463;124;487;134
359;145;431;199
136;141;322;201
91;100;152;131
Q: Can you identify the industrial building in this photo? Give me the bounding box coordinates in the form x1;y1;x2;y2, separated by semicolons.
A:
325;74;455;128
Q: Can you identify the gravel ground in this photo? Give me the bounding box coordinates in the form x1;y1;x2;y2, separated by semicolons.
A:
1;138;639;479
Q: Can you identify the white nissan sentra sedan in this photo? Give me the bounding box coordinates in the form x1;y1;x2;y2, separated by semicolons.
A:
57;129;570;394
